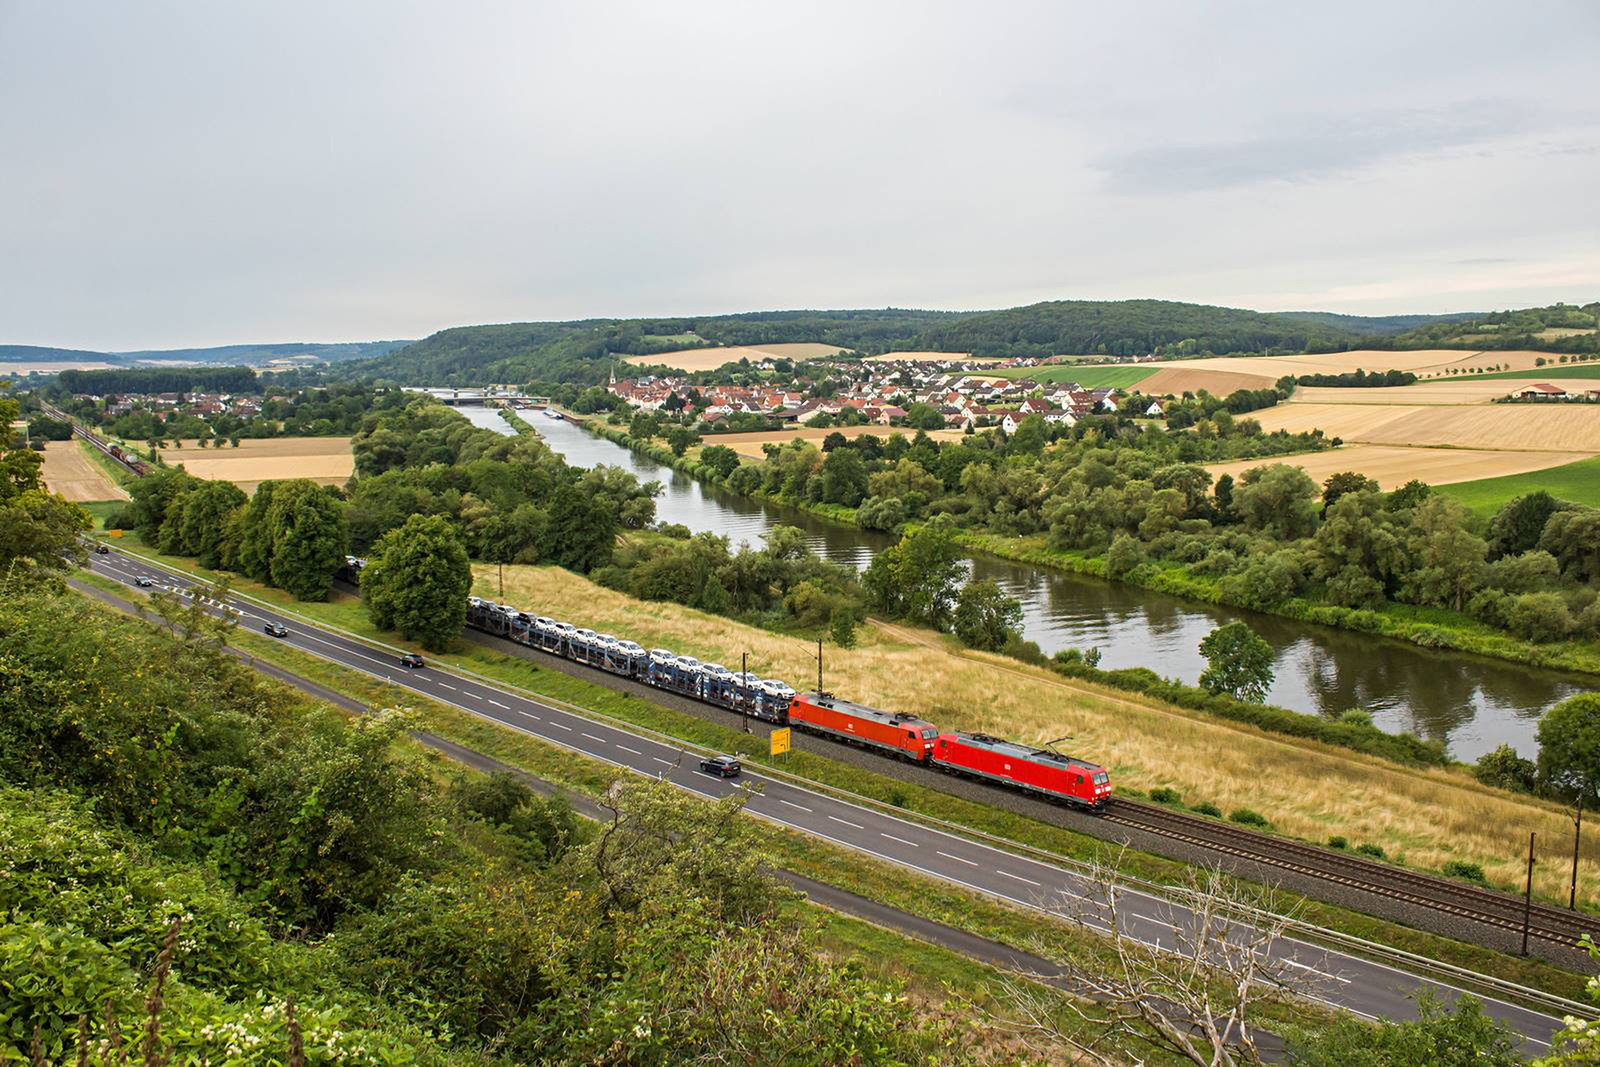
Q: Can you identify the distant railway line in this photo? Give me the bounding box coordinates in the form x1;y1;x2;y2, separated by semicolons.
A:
39;402;151;477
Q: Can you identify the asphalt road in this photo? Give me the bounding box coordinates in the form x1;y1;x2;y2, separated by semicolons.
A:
84;548;1573;1052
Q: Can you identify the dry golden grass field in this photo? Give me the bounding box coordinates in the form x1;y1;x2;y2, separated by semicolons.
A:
625;342;845;371
1287;379;1563;406
706;425;968;458
471;562;1600;905
162;436;354;493
1;360;117;374
39;440;128;501
1135;349;1563;394
1205;445;1594;491
1251;403;1600;452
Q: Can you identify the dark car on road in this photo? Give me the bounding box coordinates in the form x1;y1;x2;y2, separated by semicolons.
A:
94;544;110;554
264;622;289;638
399;652;425;669
699;754;742;778
134;575;155;587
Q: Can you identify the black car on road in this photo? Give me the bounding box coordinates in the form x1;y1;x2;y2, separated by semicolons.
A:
263;622;289;638
94;544;110;554
399;652;425;669
134;575;155;587
699;754;742;778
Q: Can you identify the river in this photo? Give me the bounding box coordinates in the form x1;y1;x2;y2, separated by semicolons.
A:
457;404;1587;760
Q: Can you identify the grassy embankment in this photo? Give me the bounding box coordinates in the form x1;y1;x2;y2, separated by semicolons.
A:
68;576;1323;1059
78;540;1600;1000
570;415;1600;678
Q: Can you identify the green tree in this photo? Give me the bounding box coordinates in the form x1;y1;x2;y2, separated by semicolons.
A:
1539;507;1600;584
1537;692;1600;804
1287;992;1522;1066
1198;621;1275;703
1473;744;1537;793
863;521;964;628
265;479;348;601
177;480;247;568
1538;935;1600;1064
1320;470;1377;511
1487;490;1566;559
902;402;946;430
818;447;869;507
0;393;91;588
1403;495;1487;611
361;513;472;651
951;578;1023;651
548;486;616;572
1233;464;1320;539
665;425;697;456
699;443;741;479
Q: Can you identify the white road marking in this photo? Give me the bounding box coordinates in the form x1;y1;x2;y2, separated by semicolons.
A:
548;721;572;731
828;815;864;830
937;850;980;867
436;682;456;691
652;757;675;766
996;869;1041;886
694;771;728;783
486;698;508;708
615;744;641;755
880;833;919;848
581;732;607;743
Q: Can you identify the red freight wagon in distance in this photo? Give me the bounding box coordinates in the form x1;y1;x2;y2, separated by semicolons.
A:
932;732;1112;811
788;691;938;761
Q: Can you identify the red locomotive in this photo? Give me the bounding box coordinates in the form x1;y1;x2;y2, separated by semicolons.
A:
932;732;1112;810
787;692;939;762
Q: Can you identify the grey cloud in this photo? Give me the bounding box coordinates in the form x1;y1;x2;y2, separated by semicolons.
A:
1096;101;1539;194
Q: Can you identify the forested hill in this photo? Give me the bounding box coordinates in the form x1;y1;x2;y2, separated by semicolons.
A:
1275;310;1481;336
346;309;962;386
1389;302;1600;353
906;299;1366;359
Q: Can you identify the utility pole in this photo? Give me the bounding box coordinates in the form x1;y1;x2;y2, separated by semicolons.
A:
1522;831;1537;957
1573;791;1585;911
741;651;750;734
816;636;824;695
498;561;504;603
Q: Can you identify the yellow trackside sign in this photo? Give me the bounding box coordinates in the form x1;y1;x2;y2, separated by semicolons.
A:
769;727;792;756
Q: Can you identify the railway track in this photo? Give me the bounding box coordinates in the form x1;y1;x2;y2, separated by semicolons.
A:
1106;798;1600;949
40;402;149;478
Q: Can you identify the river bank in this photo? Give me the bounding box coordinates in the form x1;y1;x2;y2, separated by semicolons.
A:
574;413;1600;680
474;405;1591;761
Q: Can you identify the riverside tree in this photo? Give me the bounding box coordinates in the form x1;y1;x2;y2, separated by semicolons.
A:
952;577;1023;651
1537;692;1600;804
1198;621;1275;703
864;520;965;629
360;513;472;651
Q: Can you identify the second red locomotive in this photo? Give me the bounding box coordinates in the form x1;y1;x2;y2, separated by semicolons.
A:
931;732;1112;811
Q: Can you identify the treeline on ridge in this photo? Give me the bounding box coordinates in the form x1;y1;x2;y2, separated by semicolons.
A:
58;364;260;396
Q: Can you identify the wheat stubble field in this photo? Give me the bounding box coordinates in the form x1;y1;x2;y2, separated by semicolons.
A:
160;437;354;492
626;342;845;371
39;440;128;501
472;562;1600;906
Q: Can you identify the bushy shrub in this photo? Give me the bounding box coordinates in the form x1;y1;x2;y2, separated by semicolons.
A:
1229;808;1270;828
1105;534;1146;579
1328;836;1348;850
1472;744;1536;793
1506;591;1574;642
1443;860;1488;885
1192;801;1222;817
1149;787;1183;806
1338;707;1373;727
1356;843;1387;860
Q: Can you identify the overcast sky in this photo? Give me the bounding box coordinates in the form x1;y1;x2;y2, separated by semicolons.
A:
3;1;1598;349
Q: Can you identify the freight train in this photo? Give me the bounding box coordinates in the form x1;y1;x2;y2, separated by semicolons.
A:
342;557;1113;811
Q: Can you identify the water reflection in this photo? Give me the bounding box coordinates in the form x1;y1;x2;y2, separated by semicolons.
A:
455;406;1585;760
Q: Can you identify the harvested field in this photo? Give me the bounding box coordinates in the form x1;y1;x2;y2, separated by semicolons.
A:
1288;379;1562;405
863;351;990;362
0;360;116;374
1205;445;1593;491
473;562;1600;906
161;436;354;493
706;424;967;458
626;342;845;371
1138;367;1274;397
39;440;128;501
1251;403;1600;451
